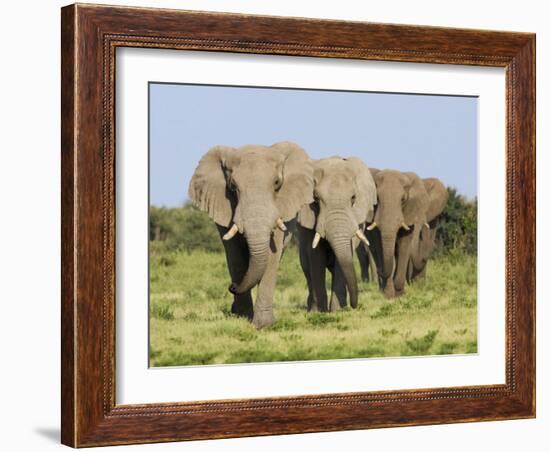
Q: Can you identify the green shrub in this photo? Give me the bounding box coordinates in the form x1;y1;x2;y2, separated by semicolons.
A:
149;203;222;253
436;188;477;255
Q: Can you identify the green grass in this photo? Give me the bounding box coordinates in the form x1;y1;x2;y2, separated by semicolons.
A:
149;246;477;367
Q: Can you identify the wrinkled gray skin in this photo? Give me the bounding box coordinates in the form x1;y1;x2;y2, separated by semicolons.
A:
188;142;313;328
297;157;376;312
366;169;429;298
407;177;448;282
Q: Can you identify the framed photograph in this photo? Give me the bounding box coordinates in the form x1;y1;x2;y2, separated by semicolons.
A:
61;3;535;447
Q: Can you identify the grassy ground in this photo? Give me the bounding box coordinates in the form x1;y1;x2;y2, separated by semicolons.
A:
149;246;477;367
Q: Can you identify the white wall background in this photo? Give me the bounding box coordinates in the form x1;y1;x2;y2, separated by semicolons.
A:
0;1;545;450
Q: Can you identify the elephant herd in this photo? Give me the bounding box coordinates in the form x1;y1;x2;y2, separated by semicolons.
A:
188;142;448;329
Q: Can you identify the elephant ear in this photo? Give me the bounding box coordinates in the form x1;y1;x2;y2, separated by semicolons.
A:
298;203;317;230
402;172;429;227
345;157;377;224
188;146;236;227
423;178;449;223
271;142;314;222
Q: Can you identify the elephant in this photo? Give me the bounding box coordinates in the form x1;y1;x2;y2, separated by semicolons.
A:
407;177;448;282
297;157;377;312
356;240;379;283
356;168;380;285
188;142;314;328
366;169;430;298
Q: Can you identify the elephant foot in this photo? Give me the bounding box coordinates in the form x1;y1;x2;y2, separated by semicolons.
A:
384;286;396;299
329;297;344;312
306;294;313;311
231;299;253;320
308;303;319;313
394;286;405;297
308;302;329;313
307;295;318;312
252;309;275;329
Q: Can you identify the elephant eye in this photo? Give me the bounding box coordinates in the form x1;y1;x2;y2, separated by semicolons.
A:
351;194;356;205
274;177;282;191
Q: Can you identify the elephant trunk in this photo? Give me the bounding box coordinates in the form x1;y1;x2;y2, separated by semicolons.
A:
381;233;397;278
381;232;397;298
231;222;271;294
325;222;358;309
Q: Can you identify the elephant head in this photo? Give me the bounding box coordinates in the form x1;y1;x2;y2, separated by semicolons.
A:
416;177;448;265
369;170;429;297
188;142;314;294
299;157;376;308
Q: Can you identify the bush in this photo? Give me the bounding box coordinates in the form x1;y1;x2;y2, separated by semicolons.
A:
436;188;477;255
149;203;222;253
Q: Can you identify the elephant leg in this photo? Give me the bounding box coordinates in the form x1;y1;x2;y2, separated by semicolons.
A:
217;225;253;319
414;263;427;280
406;258;413;284
329;261;347;312
356;243;370;282
366;230;384;289
297;225;315;311
382;268;396;299
252;229;285;329
308;241;329;312
394;235;413;296
367;247;378;286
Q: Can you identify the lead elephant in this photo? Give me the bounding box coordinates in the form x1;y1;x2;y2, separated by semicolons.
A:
297;157;377;312
407;177;448;282
188;142;314;328
366;169;429;298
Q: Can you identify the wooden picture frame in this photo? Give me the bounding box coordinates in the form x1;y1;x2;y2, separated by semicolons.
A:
61;3;535;447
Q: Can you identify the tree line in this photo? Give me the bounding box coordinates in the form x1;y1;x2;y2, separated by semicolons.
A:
150;187;477;256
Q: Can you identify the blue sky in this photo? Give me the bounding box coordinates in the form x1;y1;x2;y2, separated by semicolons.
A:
149;83;477;207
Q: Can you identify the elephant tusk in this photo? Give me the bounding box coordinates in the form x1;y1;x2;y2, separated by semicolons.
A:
276;218;287;232
222;224;239;240
355;229;370;246
312;232;321;249
366;222;377;231
424;222;430;229
401;222;411;231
